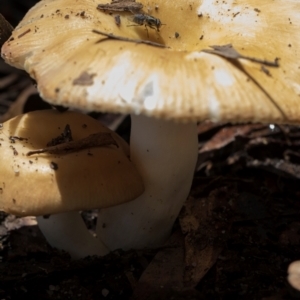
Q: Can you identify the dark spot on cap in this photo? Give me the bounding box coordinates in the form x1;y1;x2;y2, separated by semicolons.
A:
18;28;31;39
50;162;58;170
73;71;96;86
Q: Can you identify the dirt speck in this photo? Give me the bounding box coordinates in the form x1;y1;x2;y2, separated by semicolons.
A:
50;162;58;170
73;71;96;86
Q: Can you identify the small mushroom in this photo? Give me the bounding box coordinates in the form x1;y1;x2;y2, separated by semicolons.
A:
288;261;300;291
0;109;144;258
1;0;300;256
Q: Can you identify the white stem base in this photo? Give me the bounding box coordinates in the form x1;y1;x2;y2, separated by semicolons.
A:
37;212;109;259
97;115;198;250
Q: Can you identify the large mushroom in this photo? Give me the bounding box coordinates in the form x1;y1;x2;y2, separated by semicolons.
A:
1;0;300;255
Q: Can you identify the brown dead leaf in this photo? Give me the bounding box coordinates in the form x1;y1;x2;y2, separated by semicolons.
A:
133;230;186;299
199;124;263;153
197;121;227;139
197;124;264;171
179;185;238;288
0;14;13;48
247;158;300;179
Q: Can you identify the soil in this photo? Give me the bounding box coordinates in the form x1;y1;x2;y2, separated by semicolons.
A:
1;2;300;299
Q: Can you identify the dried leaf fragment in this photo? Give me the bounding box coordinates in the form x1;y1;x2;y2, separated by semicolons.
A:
27;132;118;156
202;44;279;67
47;124;73;146
97;0;143;13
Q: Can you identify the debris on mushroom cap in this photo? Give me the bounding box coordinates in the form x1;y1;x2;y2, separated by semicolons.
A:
1;0;300;124
0;110;144;216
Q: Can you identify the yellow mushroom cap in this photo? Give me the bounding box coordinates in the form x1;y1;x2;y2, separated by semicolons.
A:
0;110;144;216
1;0;300;124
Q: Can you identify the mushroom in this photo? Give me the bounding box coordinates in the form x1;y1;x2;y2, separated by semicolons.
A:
288;261;300;292
0;109;144;258
1;0;300;254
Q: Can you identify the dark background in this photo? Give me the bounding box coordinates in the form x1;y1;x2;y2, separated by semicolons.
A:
0;0;39;26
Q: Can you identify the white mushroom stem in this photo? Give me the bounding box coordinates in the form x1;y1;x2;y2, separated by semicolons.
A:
37;212;109;259
96;115;198;250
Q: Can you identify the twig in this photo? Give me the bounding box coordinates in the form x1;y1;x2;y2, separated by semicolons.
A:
202;44;279;67
92;29;167;48
202;44;286;119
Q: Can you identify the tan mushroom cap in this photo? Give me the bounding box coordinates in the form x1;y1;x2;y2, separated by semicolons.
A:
288;261;300;291
0;110;144;216
1;0;300;124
